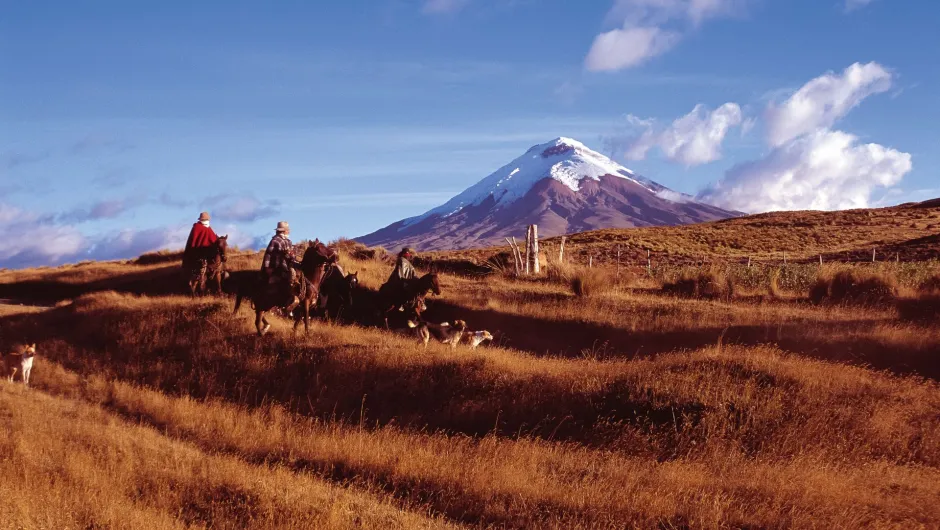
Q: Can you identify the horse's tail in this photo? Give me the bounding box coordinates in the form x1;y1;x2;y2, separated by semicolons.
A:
234;291;244;314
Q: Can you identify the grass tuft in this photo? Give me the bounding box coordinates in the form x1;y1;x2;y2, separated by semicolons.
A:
810;268;898;306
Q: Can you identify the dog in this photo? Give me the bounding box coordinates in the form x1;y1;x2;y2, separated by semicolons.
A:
3;343;37;387
463;330;494;349
407;319;467;349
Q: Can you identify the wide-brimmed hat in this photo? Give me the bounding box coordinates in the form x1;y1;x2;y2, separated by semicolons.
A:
400;247;415;257
276;221;290;233
198;211;211;221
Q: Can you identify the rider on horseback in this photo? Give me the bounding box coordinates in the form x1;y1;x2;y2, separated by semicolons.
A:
183;211;219;276
261;221;301;315
385;247;417;310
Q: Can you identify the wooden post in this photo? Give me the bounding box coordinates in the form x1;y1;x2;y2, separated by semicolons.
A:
558;236;566;263
747;256;751;268
896;252;900;263
524;227;531;275
819;254;823;266
783;252;787;266
526;225;541;274
589;255;593;268
647;249;652;275
616;245;621;277
872;247;876;263
506;237;521;276
531;225;540;274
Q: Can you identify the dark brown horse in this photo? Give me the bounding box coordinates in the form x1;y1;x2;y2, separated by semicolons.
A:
186;235;228;297
377;273;441;329
291;241;339;334
315;265;359;321
232;240;337;336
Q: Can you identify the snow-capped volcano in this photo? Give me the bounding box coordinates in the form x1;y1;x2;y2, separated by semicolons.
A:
358;137;736;251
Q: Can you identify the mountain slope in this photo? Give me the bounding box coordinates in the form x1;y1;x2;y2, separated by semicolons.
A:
358;137;736;251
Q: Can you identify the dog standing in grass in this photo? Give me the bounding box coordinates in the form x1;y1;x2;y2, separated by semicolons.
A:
407;319;467;349
3;343;37;387
463;330;494;349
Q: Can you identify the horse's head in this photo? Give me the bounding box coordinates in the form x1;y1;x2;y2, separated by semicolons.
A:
217;235;229;256
424;273;442;296
346;271;359;290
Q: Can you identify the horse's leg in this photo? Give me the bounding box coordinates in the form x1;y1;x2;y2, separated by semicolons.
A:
256;310;269;336
304;300;311;334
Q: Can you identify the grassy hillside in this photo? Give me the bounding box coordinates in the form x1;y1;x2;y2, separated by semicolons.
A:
424;200;940;267
1;205;940;528
3;291;939;528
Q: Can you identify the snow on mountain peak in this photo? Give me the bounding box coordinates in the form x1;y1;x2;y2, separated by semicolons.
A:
409;137;657;225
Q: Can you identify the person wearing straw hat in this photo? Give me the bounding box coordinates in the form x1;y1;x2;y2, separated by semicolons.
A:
261;221;301;312
183;211;219;273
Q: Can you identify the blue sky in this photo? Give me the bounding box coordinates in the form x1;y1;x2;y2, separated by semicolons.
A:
1;0;938;268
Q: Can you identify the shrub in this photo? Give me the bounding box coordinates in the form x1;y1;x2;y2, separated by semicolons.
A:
570;268;614;298
810;269;898;306
332;239;391;263
135;249;184;265
662;270;734;301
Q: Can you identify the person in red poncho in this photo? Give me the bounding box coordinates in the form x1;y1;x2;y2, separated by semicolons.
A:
183;211;219;272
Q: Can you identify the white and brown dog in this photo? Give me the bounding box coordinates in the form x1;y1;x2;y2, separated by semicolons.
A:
407;319;467;349
3;343;37;387
463;330;494;349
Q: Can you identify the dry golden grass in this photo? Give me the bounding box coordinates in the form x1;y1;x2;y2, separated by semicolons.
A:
423;201;940;267
809;266;900;306
0;286;937;527
0;379;452;529
1;205;939;527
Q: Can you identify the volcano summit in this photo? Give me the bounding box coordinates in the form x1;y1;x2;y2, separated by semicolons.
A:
358;137;737;251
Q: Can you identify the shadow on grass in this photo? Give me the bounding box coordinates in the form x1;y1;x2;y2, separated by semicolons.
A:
422;299;940;380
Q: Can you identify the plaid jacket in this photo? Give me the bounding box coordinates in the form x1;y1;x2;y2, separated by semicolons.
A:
261;234;297;276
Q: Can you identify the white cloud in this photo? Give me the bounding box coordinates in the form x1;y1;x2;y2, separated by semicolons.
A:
585;27;681;71
765;62;893;147
202;193;280;222
0;203;89;269
697;129;912;213
586;0;748;72
845;0;876;12
618;102;744;166
422;0;471;15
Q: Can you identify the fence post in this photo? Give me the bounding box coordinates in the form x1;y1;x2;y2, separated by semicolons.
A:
747;256;751;268
531;224;540;274
647;249;652;275
589;255;593;268
616;245;621;277
783;252;787;266
819;254;823;266
558;236;566;263
524;227;531;275
872;247;876;263
505;237;521;276
896;252;900;263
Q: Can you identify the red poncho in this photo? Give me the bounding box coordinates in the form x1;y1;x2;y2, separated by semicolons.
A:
184;222;219;255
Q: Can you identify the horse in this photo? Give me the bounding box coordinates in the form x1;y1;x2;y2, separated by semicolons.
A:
231;240;337;336
186;235;228;297
291;241;339;334
316;265;359;321
377;273;442;329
